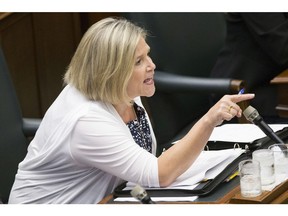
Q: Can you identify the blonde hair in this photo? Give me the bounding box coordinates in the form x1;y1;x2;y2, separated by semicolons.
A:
64;17;147;104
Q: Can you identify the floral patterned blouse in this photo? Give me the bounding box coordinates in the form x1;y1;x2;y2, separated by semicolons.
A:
127;102;152;153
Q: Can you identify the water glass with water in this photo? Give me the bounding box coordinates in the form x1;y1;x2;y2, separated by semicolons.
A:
252;149;275;186
239;159;262;197
268;144;288;183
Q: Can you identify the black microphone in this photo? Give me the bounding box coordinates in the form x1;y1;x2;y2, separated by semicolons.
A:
243;105;284;144
130;185;155;204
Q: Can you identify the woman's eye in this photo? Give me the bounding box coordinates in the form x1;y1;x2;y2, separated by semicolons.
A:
135;59;141;65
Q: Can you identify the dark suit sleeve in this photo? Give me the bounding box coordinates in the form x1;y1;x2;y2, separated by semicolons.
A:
241;13;288;67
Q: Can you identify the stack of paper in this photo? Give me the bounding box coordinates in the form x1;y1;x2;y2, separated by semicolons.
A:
209;124;288;143
127;148;244;188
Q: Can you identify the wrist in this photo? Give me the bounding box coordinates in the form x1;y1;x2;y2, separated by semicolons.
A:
200;114;217;130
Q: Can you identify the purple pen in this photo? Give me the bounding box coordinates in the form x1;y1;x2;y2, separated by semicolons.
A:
238;88;245;95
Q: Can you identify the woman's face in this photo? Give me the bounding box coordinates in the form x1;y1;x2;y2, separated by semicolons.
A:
127;37;156;99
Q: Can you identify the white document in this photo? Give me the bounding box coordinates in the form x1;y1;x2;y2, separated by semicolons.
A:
209;124;288;143
114;195;198;202
125;148;245;190
169;148;244;187
118;149;244;202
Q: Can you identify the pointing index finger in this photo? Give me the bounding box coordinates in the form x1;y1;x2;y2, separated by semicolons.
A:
231;93;255;104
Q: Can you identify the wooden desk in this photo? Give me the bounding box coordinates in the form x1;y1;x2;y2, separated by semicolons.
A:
99;179;288;204
229;180;288;204
270;69;288;118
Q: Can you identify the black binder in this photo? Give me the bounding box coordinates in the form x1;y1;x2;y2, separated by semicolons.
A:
113;126;288;198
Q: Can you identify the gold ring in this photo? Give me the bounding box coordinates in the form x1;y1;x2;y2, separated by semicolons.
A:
228;105;233;113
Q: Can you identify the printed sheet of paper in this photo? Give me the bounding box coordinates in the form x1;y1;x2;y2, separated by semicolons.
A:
209;124;288;143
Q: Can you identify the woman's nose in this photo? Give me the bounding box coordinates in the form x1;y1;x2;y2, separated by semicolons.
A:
148;57;156;71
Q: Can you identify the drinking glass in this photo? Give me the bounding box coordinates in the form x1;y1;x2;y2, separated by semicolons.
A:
239;159;262;197
252;149;275;186
268;144;288;183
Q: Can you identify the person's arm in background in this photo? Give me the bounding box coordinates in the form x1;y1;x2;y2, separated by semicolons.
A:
241;13;288;67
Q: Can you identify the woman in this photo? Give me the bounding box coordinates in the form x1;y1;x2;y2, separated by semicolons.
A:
8;17;254;204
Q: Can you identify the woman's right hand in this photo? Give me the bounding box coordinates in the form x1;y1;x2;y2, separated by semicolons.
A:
204;93;255;127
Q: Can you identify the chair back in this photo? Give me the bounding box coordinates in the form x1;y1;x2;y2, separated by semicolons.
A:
0;47;28;203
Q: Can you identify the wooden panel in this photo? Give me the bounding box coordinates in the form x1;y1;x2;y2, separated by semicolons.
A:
270;69;288;117
0;13;117;118
271;69;288;84
32;13;82;115
79;12;120;33
0;13;41;117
